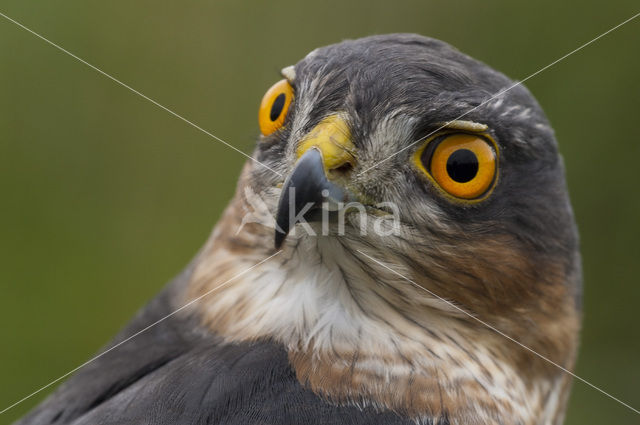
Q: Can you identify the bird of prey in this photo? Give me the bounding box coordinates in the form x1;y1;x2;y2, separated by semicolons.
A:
16;34;581;425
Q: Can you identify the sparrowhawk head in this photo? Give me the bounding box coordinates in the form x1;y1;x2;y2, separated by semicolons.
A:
247;33;580;319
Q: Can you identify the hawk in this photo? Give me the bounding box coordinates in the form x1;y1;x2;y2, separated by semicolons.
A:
16;34;581;425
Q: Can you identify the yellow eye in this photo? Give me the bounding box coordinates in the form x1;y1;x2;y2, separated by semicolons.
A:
415;133;497;200
258;79;294;136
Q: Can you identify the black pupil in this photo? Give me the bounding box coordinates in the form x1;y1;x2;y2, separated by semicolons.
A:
446;149;479;183
270;93;286;121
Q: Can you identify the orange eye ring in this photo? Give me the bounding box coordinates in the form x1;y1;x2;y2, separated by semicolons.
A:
415;133;497;200
258;79;294;136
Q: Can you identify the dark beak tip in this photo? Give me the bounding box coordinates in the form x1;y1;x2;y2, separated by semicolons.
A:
274;148;348;249
274;230;286;249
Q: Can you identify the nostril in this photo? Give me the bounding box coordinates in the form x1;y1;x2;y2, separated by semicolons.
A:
330;162;354;175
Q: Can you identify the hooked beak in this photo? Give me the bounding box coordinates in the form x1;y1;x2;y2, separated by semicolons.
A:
275;114;356;248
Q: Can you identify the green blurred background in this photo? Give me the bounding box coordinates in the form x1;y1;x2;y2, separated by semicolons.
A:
1;1;638;423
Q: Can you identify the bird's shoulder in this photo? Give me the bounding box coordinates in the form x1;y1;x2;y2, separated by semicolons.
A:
15;271;415;425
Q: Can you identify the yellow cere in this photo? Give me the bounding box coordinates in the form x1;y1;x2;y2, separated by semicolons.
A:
296;114;356;172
